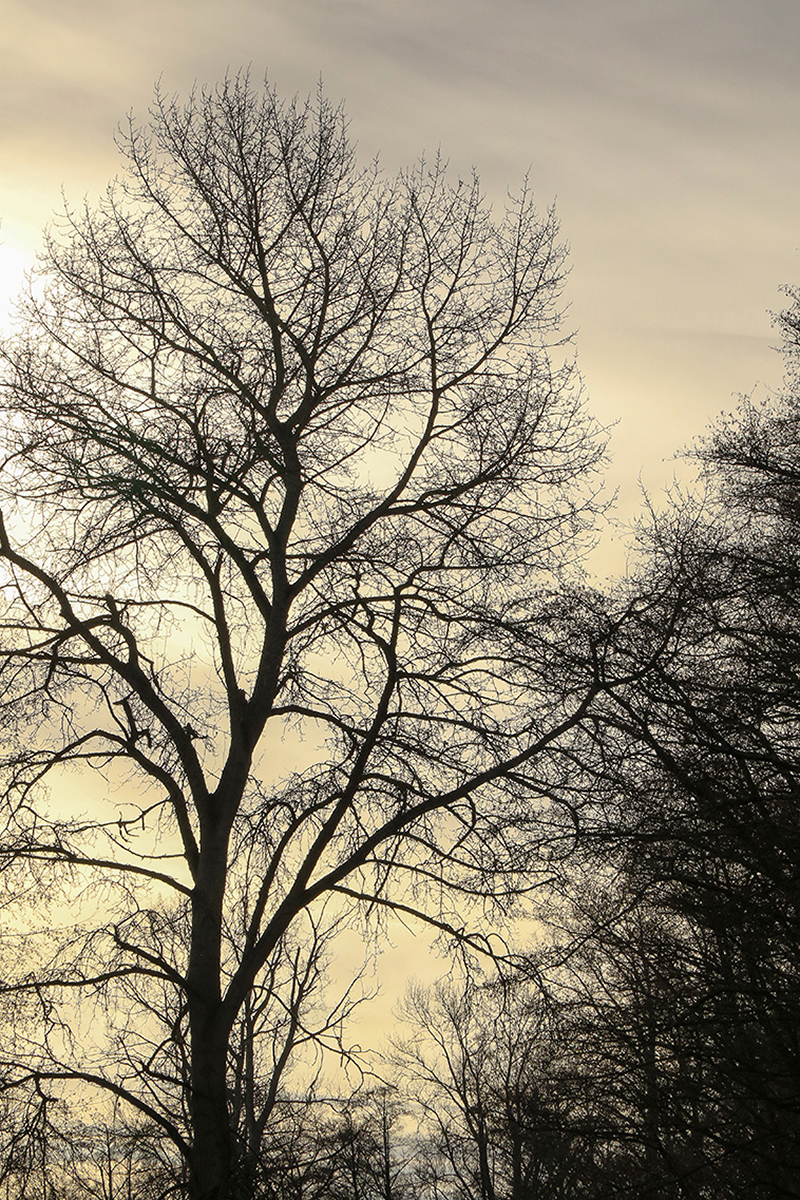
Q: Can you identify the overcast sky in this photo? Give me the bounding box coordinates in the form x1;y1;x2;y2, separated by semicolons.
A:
3;0;800;528
3;0;800;1033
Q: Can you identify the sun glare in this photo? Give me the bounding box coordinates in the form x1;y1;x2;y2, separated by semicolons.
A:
0;237;35;334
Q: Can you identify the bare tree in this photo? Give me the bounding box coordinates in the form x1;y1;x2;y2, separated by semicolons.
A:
0;74;606;1199
394;976;599;1200
572;294;800;1197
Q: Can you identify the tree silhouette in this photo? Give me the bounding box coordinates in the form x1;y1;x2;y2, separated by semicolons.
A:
394;975;607;1200
0;74;606;1199
585;301;800;1195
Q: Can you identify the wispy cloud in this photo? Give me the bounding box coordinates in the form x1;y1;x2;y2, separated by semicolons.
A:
2;0;799;485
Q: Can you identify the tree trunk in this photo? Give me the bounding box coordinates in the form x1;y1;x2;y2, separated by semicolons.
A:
188;826;234;1200
187;1022;232;1200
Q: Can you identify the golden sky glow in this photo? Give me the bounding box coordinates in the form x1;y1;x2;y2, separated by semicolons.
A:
2;0;799;516
3;0;800;1053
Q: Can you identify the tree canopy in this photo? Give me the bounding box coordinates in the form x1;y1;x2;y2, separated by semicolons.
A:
0;74;608;1200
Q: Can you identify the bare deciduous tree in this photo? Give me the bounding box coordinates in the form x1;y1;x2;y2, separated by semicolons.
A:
0;74;606;1199
394;976;600;1200
575;298;800;1197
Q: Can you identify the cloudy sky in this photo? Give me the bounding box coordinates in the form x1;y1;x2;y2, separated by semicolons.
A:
2;0;800;1032
3;0;800;529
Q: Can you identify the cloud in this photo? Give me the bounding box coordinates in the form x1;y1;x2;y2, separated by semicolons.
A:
2;0;799;476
